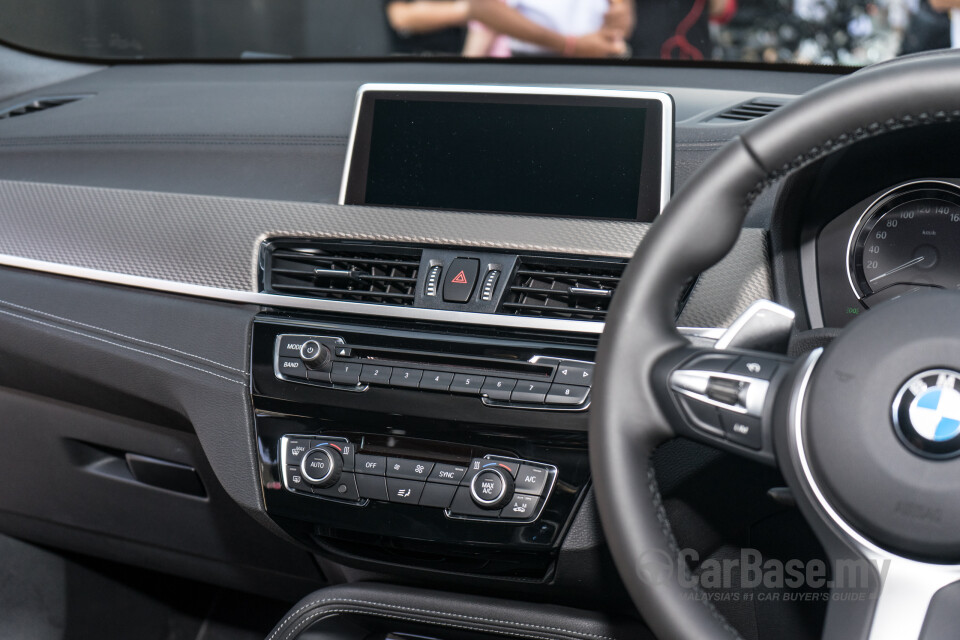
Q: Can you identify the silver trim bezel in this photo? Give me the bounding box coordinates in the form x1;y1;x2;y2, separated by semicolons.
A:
844;179;960;301
338;83;674;217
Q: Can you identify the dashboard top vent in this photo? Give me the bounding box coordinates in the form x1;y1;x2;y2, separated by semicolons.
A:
0;95;86;120
263;241;422;306
498;256;626;322
710;98;787;123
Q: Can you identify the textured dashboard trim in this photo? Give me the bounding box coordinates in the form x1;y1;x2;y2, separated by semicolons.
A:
0;179;771;329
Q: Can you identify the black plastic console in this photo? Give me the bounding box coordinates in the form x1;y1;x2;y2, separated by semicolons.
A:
251;314;598;580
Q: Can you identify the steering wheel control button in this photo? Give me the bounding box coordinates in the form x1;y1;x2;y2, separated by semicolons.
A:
500;494;540;519
419;371;455;392
705;377;743;406
312;472;358;501
678;397;724;437
279;357;308;379
719;411;761;450
481;377;517;401
450;374;486;395
387;478;425;504
301;447;342;487
419;482;457;508
546;383;590;406
330;362;361;386
356;474;388;501
555;362;594;385
469;468;514;509
442;257;480;303
390;368;423;389
387;458;435;481
359;365;393;385
286;466;308;492
355;454;386;475
429;463;467;485
510;380;551;404
514;464;548;495
727;356;778;381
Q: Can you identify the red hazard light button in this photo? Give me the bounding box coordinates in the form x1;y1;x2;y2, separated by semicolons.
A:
442;258;480;303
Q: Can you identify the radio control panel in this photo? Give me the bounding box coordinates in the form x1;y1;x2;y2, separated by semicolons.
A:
274;333;592;410
280;434;557;523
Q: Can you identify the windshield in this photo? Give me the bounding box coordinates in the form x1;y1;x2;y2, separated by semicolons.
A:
0;0;949;66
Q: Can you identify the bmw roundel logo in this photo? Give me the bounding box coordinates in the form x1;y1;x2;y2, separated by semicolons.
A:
893;370;960;458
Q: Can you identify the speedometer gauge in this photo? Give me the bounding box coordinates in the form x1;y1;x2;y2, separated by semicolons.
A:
849;182;960;307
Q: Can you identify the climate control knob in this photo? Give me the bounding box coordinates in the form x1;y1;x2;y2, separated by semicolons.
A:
300;445;343;488
469;467;514;509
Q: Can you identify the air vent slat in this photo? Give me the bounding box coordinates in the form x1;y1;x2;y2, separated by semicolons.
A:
263;241;422;306
711;98;787;123
498;257;625;322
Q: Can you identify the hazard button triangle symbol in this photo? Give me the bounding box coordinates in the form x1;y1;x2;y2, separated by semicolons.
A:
451;270;468;284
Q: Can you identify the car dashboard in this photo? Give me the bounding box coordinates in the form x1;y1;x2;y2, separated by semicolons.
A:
1;50;932;627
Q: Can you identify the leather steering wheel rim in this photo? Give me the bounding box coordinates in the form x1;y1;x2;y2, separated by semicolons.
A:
589;50;960;640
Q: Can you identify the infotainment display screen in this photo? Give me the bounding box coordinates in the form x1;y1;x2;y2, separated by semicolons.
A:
340;85;673;222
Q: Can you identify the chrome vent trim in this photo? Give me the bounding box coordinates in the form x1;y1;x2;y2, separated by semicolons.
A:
498;256;625;322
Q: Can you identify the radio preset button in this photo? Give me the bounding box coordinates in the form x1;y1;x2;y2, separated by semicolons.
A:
510;380;551;404
330;362;361;386
450;374;486;395
360;365;393;385
546;383;590;406
420;371;455;391
390;368;423;389
481;377;517;401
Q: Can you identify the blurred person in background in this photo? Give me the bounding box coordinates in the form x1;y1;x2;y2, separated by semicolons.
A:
384;0;470;54
632;0;737;60
467;0;635;57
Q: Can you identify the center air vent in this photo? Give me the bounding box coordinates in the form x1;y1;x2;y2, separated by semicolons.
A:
498;257;625;322
710;98;787;123
263;241;421;306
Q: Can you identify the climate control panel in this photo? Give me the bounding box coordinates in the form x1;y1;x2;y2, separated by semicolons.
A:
280;435;557;523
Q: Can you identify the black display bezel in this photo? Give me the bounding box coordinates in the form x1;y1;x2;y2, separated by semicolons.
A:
340;87;671;222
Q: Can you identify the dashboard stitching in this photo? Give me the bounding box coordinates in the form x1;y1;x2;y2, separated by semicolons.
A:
266;599;620;640
647;467;744;640
0;306;247;386
742;110;960;207
0;297;247;374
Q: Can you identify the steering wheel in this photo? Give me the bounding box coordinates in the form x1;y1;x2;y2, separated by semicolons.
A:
591;50;960;640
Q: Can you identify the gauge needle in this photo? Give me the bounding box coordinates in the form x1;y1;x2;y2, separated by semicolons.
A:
868;256;925;283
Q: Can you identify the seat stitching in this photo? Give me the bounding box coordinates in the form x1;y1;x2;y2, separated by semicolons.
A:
0;297;247;374
266;598;620;640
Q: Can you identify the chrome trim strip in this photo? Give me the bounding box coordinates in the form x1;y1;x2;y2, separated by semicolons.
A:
0;252;729;337
714;299;795;351
790;349;960;640
338;83;674;216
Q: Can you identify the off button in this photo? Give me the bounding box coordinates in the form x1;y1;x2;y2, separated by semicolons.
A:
442;258;480;303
